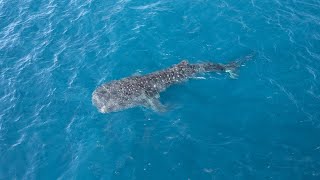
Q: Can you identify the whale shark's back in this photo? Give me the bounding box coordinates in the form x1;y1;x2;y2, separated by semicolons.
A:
92;54;255;113
91;61;195;113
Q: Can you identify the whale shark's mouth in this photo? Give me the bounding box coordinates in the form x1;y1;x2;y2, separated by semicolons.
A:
92;92;108;113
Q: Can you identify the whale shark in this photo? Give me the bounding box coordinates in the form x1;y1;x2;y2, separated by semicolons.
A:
92;54;254;113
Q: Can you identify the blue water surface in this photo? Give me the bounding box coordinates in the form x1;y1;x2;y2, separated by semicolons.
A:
1;0;320;179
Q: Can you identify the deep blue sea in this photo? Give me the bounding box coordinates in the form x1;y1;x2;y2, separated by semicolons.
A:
1;0;320;179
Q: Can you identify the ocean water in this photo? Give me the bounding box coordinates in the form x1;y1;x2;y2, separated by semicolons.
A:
1;0;320;179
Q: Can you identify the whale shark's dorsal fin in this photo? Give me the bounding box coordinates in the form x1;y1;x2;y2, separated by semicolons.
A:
174;60;189;69
179;60;189;66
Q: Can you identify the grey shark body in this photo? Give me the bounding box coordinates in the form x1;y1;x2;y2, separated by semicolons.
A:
92;55;253;113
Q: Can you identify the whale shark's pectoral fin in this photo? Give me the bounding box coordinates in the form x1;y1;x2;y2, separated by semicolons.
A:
225;69;239;79
143;97;167;112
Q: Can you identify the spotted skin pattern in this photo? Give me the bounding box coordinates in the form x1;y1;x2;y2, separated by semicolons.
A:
92;55;253;113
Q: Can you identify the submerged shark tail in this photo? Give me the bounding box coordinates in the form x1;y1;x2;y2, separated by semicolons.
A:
200;53;255;78
223;53;255;78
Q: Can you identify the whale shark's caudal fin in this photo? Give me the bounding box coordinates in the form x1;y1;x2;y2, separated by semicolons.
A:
223;53;255;78
200;53;255;78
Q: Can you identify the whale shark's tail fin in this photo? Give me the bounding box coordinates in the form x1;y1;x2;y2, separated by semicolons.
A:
194;52;255;78
223;53;256;78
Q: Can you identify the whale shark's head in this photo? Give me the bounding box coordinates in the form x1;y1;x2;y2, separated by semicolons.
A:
92;82;138;113
92;90;124;113
92;93;108;113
